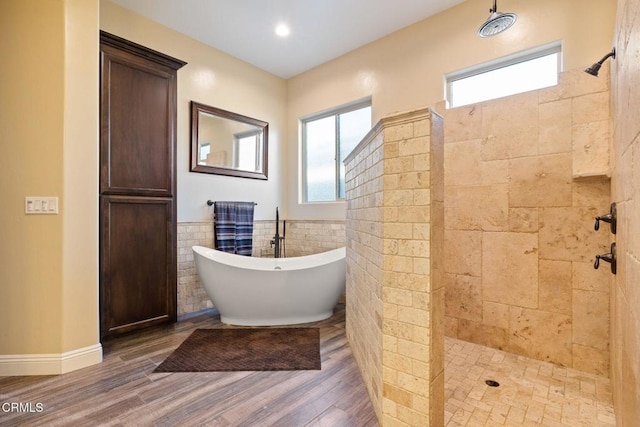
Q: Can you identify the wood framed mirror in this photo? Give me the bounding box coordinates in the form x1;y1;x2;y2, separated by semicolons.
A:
190;101;268;180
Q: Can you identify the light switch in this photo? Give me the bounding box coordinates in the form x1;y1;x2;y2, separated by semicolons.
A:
25;197;59;215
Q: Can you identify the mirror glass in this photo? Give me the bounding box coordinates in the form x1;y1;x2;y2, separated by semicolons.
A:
190;101;268;180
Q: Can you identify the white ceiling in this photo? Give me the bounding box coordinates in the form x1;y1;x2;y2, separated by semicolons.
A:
110;0;467;79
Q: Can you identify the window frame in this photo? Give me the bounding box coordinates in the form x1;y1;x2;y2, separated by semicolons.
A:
445;41;562;108
300;98;372;203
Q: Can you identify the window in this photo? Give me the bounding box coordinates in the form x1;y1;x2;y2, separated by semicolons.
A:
233;130;262;172
199;142;210;162
445;42;562;108
302;99;372;202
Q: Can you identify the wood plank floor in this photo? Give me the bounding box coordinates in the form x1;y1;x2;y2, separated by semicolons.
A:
0;305;379;427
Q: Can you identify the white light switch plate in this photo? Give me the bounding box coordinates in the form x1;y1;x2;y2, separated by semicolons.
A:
25;197;58;214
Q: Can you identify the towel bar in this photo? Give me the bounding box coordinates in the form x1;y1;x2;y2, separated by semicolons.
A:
207;200;257;206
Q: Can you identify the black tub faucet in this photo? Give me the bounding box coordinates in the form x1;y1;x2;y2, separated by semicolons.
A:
270;207;283;258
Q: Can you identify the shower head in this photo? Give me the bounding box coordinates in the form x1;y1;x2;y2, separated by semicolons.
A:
584;48;616;77
477;0;517;38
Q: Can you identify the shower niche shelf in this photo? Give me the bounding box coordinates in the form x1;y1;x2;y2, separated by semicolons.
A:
572;171;611;181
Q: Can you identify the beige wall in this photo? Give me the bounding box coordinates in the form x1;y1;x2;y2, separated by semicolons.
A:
100;1;287;223
0;0;100;364
611;0;640;423
0;0;65;355
62;0;101;356
286;0;616;221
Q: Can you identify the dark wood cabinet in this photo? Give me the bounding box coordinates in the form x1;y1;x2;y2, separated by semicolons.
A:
99;32;186;338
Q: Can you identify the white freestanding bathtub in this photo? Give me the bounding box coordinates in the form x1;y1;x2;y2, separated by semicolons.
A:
192;246;346;326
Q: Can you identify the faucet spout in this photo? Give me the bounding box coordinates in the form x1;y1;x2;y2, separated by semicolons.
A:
273;207;281;258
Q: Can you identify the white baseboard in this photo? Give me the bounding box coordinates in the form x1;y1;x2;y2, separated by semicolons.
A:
0;344;103;376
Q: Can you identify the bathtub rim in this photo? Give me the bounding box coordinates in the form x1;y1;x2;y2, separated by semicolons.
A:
192;245;346;272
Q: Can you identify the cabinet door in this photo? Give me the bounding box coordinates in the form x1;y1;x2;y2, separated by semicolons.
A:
100;44;177;197
100;196;176;336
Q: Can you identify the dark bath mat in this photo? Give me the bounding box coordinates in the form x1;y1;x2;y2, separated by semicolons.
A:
154;327;321;372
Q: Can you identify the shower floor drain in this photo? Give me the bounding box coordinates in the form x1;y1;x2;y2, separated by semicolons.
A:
485;379;500;387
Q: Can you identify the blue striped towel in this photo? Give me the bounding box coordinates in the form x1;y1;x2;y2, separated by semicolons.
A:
214;202;255;256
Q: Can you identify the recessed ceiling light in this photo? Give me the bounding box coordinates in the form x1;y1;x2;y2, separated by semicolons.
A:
275;24;290;37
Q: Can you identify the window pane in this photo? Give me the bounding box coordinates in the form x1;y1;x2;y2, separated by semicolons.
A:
236;135;258;171
338;106;372;198
305;116;336;202
449;52;559;108
199;143;210;162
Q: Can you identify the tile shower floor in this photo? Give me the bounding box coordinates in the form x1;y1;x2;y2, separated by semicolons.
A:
445;337;616;426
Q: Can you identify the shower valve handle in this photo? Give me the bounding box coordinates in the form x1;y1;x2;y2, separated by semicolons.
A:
594;214;612;231
594;253;612;269
594;243;617;274
594;203;617;233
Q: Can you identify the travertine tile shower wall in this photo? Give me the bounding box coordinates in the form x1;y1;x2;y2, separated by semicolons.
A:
344;108;445;426
611;0;640;421
176;220;345;315
435;68;612;376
